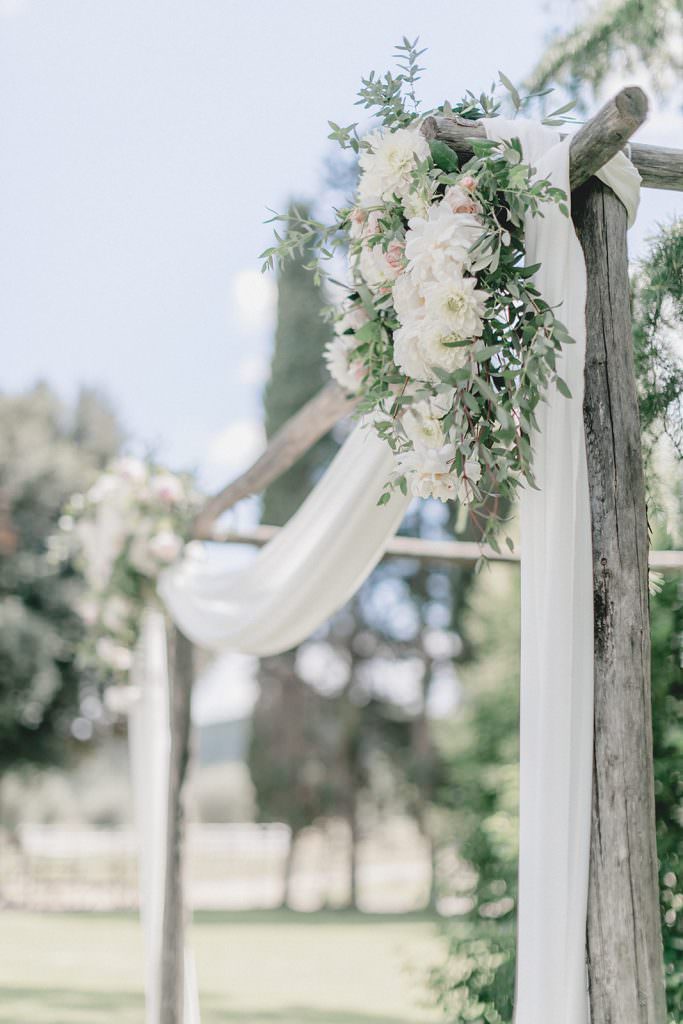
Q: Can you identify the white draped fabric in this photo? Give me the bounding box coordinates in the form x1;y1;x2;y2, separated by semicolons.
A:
481;120;639;1024
128;121;639;1024
127;608;201;1024
158;423;411;655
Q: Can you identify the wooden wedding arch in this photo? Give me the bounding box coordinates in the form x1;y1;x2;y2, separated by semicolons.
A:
159;88;683;1024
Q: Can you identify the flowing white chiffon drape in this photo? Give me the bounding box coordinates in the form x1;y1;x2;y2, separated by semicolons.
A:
483;119;639;1024
128;121;639;1024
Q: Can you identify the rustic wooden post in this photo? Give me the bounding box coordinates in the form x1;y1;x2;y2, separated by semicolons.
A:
160;625;195;1024
573;180;667;1023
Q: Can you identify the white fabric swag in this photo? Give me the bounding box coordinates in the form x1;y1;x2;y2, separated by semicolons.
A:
129;120;640;1024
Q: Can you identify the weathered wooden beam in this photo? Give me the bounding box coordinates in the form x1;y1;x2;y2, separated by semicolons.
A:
215;524;683;572
193;382;356;538
573;179;666;1023
423;86;683;191
160;625;195;1024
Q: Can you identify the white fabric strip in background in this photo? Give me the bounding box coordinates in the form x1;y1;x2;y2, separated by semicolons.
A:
131;121;639;1024
127;608;201;1024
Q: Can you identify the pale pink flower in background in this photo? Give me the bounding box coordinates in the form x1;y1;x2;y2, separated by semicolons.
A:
460;175;477;192
149;471;185;505
76;595;99;627
111;456;147;485
385;239;406;274
349;206;367;239
359;241;402;291
442;184;481;216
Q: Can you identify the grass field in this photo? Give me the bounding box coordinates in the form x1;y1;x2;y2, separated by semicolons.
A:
0;909;445;1024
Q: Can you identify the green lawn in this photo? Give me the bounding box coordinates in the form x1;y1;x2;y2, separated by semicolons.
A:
0;910;445;1024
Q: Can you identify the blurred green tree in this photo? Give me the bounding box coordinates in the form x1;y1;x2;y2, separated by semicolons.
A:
248;201;342;902
248;204;463;909
525;0;683;106
0;384;122;778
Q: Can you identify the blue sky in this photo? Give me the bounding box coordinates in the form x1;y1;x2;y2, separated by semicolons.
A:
2;0;682;497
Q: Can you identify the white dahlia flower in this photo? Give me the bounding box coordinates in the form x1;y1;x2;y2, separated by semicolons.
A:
418;323;472;375
421;274;488;341
357;127;430;208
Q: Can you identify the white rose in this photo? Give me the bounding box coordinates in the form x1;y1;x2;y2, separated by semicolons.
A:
404;202;486;284
396;443;459;502
324;335;365;393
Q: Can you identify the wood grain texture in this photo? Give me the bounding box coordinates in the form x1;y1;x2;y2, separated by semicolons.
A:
193;382;356;537
423;87;683;192
160;626;195;1024
573;179;666;1024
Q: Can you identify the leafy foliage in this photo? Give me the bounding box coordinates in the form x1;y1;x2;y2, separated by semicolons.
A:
0;385;122;774
632;219;683;459
525;0;683;106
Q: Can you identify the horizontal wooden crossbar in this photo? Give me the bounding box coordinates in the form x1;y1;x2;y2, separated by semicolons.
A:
214;524;683;572
423;86;683;191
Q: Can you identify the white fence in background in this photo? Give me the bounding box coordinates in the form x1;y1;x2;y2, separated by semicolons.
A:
0;820;435;913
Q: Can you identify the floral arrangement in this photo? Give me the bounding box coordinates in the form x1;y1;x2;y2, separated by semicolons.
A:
57;457;199;674
261;41;574;546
